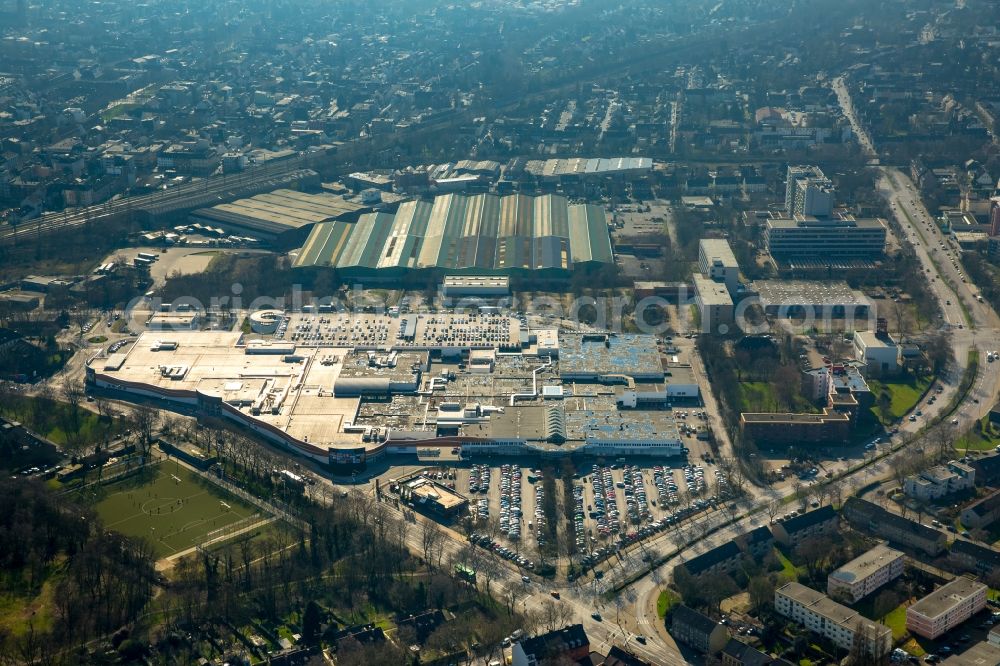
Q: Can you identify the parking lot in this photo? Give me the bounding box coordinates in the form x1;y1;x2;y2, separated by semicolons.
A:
441;455;733;565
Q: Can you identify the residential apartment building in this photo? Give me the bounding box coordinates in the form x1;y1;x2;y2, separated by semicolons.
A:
764;215;887;259
675;525;776;582
842;498;947;556
906;578;987;640
511;624;590;666
719;639;791;666
774;582;892;657
940;641;1000;665
904;460;976;501
947;540;1000;579
675;541;742;581
970;453;1000;487
736;526;775;561
827;544;904;603
772;506;839;547
669;605;729;655
698;238;740;295
960;489;1000;529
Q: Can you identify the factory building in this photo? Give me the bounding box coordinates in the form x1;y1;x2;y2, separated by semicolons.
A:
189;189;370;247
293;193;613;279
441;275;510;298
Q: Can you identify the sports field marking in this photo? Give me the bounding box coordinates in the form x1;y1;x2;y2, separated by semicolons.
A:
91;463;260;558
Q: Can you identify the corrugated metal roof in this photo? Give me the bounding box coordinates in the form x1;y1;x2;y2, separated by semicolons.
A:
295;193;612;274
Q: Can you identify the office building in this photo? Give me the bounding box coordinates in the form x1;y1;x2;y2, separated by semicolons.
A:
906;578;987;640
764;215;887;259
739;409;852;446
786;166;835;218
698;238;740;295
693;274;735;335
853;325;900;377
827;544;904;603
775;582;891;657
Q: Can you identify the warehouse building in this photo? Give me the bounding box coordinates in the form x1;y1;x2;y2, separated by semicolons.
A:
751;280;871;319
441;275;510;298
189;189;370;247
293;193;613;279
523;157;653;182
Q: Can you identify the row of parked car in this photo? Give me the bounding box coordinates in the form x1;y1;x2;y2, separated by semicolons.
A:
590;465;622;537
467;532;535;570
468;464;491;493
579;495;725;570
622;465;650;524
498;464;522;541
571;485;585;551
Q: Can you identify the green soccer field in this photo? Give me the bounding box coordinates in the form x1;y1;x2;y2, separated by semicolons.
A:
86;462;260;558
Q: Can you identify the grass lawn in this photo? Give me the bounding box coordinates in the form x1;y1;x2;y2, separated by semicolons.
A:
0;395;122;447
738;382;817;414
201;518;296;555
101;102;139;123
882;604;908;640
774;547;803;582
902;637;926;658
956;419;1000;452
86;462;261;558
657;589;680;618
0;574;58;639
867;374;933;424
